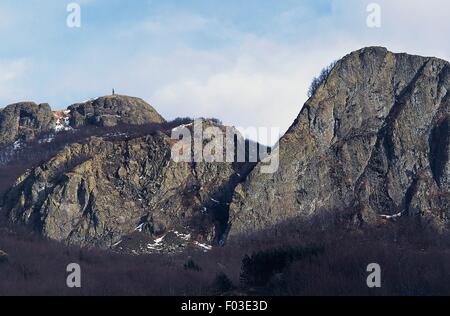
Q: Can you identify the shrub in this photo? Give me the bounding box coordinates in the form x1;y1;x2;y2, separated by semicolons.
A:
184;259;202;272
240;246;324;287
308;61;337;97
169;117;194;126
2;213;450;295
198;117;223;125
211;273;235;294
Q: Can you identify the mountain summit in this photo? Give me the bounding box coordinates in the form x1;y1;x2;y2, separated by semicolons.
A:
0;95;166;148
229;47;449;236
67;95;166;128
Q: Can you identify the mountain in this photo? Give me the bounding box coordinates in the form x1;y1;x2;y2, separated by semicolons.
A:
228;47;449;236
0;95;255;251
0;47;449;252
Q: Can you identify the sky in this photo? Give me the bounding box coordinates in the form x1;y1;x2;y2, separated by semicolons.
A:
1;0;450;143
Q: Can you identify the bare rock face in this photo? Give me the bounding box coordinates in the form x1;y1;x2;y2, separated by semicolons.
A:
68;95;166;128
2;120;252;248
0;94;253;250
229;47;450;236
0;102;55;147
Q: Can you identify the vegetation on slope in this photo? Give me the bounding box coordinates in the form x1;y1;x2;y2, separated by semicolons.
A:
1;210;450;296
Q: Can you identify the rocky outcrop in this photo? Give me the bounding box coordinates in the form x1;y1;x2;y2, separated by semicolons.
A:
68;95;165;128
2;120;253;248
229;47;450;236
0;95;166;148
0;102;55;147
0;94;254;249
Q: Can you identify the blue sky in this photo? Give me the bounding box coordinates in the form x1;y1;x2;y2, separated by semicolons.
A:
1;0;450;140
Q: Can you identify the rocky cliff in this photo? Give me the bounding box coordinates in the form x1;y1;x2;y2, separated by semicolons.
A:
3;131;250;249
0;95;254;250
229;47;450;236
0;95;165;149
0;102;55;147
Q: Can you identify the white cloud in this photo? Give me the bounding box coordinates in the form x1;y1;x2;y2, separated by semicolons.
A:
142;0;450;144
150;40;340;137
0;59;31;102
121;13;209;38
37;36;346;146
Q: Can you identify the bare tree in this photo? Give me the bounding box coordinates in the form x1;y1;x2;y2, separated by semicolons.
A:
308;61;337;98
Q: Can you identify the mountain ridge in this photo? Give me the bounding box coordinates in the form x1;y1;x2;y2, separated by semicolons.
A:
1;47;449;252
0;95;256;251
0;95;165;148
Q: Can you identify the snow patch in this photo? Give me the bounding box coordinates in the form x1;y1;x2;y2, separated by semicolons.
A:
13;140;22;150
39;134;55;144
55;112;73;132
112;240;122;247
173;231;191;241
194;241;212;251
380;212;404;220
147;235;166;250
134;223;145;232
79;98;95;104
104;132;128;137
